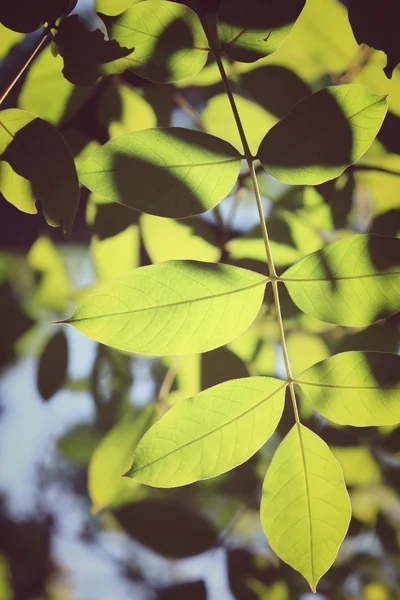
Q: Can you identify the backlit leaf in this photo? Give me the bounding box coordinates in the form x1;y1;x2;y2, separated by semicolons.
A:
0;109;79;236
282;234;400;326
258;85;387;186
296;352;400;426
217;0;306;63
79;128;242;218
128;377;286;487
96;0;139;16
331;446;380;486
261;425;351;590
62;261;267;355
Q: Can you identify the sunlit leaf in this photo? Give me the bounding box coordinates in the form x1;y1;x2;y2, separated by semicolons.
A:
79;128;242;218
88;406;155;513
261;425;351;591
217;0;306;63
282;234;400;326
105;0;208;82
37;330;68;401
128;377;286;487
141;214;220;263
0;109;79;236
296;351;400;426
286;332;330;376
62;261;268;355
96;0;139;16
258;85;387;186
332;446;380;486
28;236;71;313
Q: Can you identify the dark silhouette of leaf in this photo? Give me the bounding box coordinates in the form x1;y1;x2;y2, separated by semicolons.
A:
37;330;68;401
0;283;34;369
348;0;400;78
0;0;76;33
201;346;249;390
53;15;133;86
113;500;218;558
377;111;400;153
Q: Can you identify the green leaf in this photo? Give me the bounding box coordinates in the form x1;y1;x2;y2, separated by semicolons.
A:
88;406;155;513
217;0;306;63
296;351;400;426
128;377;286;487
28;236;71;313
258;85;388;185
96;0;139;16
105;0;208;82
63;261;267;355
281;234;400;326
37;330;68;401
79;128;242;218
261;425;351;591
331;446;380;486
0;109;79;236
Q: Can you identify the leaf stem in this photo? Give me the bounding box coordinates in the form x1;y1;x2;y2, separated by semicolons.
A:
199;10;300;424
0;26;51;107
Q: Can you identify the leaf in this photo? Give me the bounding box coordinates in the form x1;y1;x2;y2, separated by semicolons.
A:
296;351;400;426
113;500;218;558
217;0;306;63
62;261;267;356
37;330;69;401
96;0;139;16
261;425;351;591
0;0;76;33
105;0;208;82
28;236;71;313
0;109;79;237
58;424;102;464
0;283;34;369
331;446;380;486
258;85;388;186
88;406;155;513
281;234;400;326
127;377;286;487
348;0;400;78
79;128;242;218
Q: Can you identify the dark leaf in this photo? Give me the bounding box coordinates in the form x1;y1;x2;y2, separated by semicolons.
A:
37;330;69;401
0;0;77;33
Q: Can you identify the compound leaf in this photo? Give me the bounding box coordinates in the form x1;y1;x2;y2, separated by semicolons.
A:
128;377;286;487
79;128;241;218
258;85;387;185
261;425;351;591
281;234;400;326
296;351;400;426
62;261;267;355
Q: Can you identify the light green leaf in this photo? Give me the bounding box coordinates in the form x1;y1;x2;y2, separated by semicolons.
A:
258;85;388;185
63;261;268;355
79;127;241;218
88;406;155;513
217;0;306;63
261;425;351;591
105;0;208;82
28;236;71;313
141;213;220;263
128;377;286;487
331;446;380;486
296;351;400;426
203;93;277;154
0;109;79;236
281;234;400;326
96;0;139;16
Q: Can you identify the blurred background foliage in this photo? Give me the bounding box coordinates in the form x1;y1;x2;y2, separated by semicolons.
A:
0;0;400;598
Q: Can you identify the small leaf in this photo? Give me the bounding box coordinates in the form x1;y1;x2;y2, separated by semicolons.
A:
217;0;306;63
37;330;69;401
0;109;79;236
63;261;267;356
281;234;400;326
261;425;351;591
296;351;400;426
0;0;77;33
105;0;208;82
258;85;387;185
113;500;218;558
79;128;242;218
128;377;286;487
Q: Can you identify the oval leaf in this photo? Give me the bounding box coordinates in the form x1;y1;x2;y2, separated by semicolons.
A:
261;425;351;591
296;351;400;426
62;261;267;355
79;128;242;218
0;0;76;33
258;85;387;185
37;330;68;401
106;0;208;82
217;0;306;63
0;109;79;236
281;234;400;326
127;377;286;487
